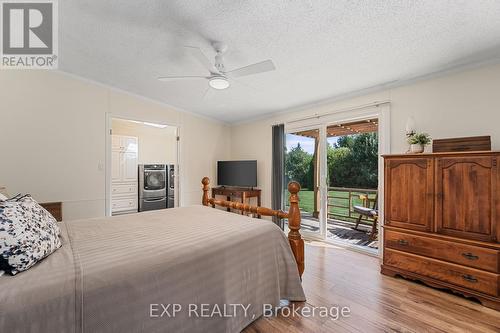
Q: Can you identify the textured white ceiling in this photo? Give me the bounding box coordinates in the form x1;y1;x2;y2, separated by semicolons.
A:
60;1;500;123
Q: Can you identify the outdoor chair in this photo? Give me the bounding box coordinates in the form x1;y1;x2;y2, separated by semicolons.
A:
352;194;378;240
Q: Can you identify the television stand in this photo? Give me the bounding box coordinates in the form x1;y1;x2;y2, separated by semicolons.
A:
212;186;262;218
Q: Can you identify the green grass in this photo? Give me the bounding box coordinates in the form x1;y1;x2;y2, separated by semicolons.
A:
296;190;315;212
292;189;376;223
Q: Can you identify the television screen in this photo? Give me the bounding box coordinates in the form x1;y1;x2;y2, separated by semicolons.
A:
217;160;257;187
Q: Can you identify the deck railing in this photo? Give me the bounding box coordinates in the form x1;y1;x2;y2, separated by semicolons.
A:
327;187;378;226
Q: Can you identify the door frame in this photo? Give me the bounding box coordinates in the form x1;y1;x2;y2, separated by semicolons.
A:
105;113;181;217
285;103;391;256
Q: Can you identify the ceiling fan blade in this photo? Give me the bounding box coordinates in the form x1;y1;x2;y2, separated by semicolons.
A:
157;75;206;81
226;60;275;78
185;46;219;74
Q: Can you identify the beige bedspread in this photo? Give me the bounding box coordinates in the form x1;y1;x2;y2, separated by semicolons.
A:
0;205;305;332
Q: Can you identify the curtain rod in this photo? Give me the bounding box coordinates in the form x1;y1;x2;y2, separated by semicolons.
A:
270;101;390;126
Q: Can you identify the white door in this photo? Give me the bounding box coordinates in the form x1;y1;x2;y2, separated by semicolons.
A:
122;152;138;182
111;151;122;181
122;136;138;153
112;135;122;151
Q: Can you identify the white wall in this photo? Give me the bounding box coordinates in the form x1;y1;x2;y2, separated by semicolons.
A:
2;62;499;221
230;62;500;209
111;118;177;165
0;71;230;220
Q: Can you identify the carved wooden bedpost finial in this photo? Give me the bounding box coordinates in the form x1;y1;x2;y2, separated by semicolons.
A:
287;181;304;278
202;177;210;206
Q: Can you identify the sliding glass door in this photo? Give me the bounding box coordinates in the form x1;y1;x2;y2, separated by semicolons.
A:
284;125;327;239
324;120;379;252
283;105;388;254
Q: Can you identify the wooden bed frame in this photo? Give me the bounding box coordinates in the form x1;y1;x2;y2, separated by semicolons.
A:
202;177;304;278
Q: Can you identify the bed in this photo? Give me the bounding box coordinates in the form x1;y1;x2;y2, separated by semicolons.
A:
0;178;305;333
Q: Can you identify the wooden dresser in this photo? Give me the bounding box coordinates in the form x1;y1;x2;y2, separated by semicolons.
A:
381;151;500;310
212;186;262;218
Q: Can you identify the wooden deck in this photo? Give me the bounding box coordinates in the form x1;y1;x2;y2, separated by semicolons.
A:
298;217;378;250
244;242;500;332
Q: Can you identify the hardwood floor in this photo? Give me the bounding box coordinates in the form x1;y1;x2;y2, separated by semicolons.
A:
244;241;500;333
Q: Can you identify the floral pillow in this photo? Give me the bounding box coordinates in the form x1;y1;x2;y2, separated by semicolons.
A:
0;195;62;275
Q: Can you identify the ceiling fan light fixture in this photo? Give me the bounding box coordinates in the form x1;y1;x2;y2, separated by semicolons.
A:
208;77;230;90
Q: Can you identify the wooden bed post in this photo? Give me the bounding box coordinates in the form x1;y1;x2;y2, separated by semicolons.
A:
201;177;304;278
202;177;210;206
287;181;304;278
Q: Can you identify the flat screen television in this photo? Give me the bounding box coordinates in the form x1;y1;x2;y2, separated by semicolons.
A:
217;160;257;188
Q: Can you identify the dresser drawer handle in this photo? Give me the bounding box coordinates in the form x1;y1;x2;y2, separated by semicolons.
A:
462;274;478;283
461;252;479;260
397;239;409;246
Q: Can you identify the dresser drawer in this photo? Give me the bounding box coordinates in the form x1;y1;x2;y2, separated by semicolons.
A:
384;249;499;296
112;197;137;212
112;184;137;197
385;229;500;273
213;190;240;198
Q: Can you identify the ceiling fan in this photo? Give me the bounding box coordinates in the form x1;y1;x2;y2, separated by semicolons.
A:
158;42;275;90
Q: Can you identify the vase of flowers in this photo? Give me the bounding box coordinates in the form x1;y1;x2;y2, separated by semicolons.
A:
407;132;431;153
